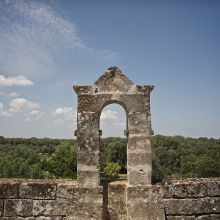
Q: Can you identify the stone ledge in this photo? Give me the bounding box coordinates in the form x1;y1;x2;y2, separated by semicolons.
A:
164;197;220;215
163;178;220;198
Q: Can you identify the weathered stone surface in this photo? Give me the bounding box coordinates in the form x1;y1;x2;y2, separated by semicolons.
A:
66;202;102;220
0;179;219;219
127;202;165;220
127;136;151;152
163;178;220;198
127;185;164;202
0;200;3;216
77;170;100;187
33;199;67;216
206;180;220;196
57;184;102;203
0;180;19;198
4;199;33;217
197;214;220;219
35;217;64;220
0;217;35;220
127;168;151;185
20;181;56;199
108;181;127;220
94;67;134;93
163;182;208;198
127;184;165;220
73;85;93;94
166;216;195;220
74;67;154;186
127;112;151;134
164;197;220;215
127;152;151;167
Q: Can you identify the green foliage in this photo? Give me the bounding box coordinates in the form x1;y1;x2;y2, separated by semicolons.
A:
152;135;220;182
100;137;127;173
48;141;77;179
0;136;220;183
0;137;76;179
103;162;121;180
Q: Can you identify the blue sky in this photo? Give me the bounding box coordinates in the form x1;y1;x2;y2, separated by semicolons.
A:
0;0;219;138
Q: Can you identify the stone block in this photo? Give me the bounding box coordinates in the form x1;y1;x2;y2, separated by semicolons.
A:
127;136;151;152
108;181;127;220
162;182;208;198
66;202;102;220
0;181;19;199
127;152;151;167
20;181;56;199
33;199;67;216
77;149;99;166
73;85;93;94
119;94;149;113
127;185;164;203
127;167;151;185
164;197;220;215
163;179;220;199
206;180;220;197
127;202;165;220
77;170;100;187
57;184;102;203
127;112;151;134
77;94;111;112
4;199;33;217
0;200;3;216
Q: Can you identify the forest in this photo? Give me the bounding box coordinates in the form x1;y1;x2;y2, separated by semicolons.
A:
0;135;219;183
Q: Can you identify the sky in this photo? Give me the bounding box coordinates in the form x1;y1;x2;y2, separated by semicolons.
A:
0;0;220;139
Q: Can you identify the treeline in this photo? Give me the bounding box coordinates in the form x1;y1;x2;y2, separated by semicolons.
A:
0;135;219;183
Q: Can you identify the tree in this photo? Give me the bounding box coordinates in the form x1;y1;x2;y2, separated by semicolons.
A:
47;141;77;179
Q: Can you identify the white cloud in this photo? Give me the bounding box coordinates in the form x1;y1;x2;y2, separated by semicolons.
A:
0;0;119;77
53;107;76;126
9;98;40;113
0;102;13;117
0;75;33;87
101;110;119;120
7;92;20;97
25;110;44;122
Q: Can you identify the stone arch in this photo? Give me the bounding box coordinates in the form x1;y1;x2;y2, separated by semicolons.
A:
73;67;154;187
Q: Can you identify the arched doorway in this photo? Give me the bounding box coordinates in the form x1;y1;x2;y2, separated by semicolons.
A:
100;104;127;179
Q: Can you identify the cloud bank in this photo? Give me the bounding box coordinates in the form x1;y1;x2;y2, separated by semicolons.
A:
0;0;119;78
0;75;33;87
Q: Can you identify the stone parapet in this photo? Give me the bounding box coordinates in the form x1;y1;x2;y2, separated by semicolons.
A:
1;178;219;219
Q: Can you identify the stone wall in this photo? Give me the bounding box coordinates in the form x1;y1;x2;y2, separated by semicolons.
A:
0;178;219;219
109;178;220;220
0;179;102;220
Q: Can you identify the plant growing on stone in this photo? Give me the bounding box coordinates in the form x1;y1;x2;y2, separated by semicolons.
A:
103;162;121;180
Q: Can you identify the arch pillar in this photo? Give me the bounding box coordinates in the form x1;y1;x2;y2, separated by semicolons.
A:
76;111;100;187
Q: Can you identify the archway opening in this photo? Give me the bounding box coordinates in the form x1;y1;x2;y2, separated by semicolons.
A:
100;104;127;179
